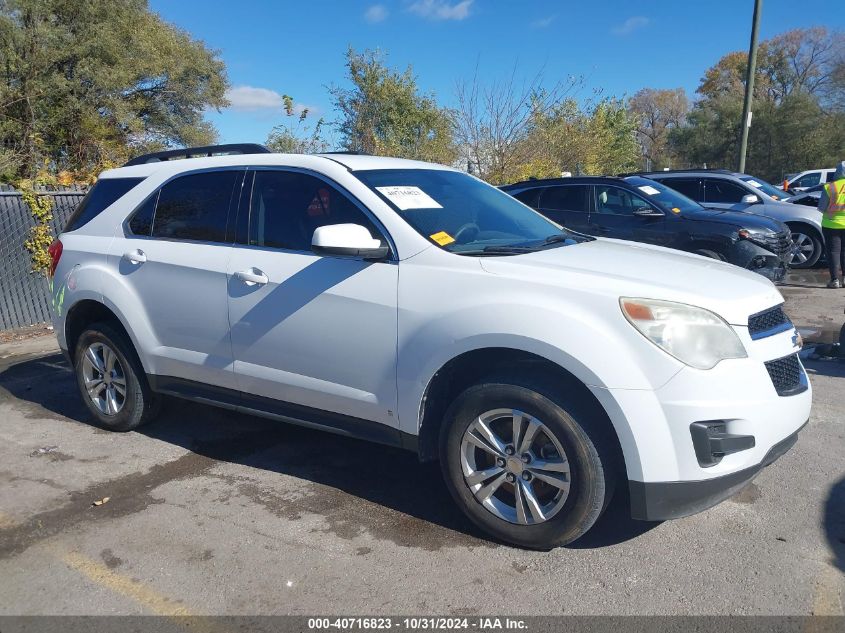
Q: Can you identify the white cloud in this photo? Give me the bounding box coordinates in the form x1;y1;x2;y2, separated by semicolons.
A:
225;86;283;111
225;86;319;118
365;4;388;22
531;15;555;28
409;0;473;21
612;16;650;35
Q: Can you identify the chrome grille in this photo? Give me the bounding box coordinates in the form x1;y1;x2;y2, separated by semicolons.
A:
764;354;806;396
748;305;792;340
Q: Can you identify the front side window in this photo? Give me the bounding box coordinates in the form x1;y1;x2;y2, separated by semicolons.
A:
151;170;240;242
65;177;144;232
248;170;384;252
594;185;652;216
354;169;589;255
703;179;748;204
794;172;821;188
540;186;589;213
740;175;784;200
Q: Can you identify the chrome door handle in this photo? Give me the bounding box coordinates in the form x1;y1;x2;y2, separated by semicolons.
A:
234;268;268;286
124;249;146;264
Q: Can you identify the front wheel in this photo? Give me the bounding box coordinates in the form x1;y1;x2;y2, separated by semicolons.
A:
439;376;616;549
787;227;822;269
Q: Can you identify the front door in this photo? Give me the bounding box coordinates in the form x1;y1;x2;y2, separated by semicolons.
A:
226;169;399;427
702;178;755;211
589;184;667;245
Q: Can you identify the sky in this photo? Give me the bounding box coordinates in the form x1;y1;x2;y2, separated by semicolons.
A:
148;0;844;147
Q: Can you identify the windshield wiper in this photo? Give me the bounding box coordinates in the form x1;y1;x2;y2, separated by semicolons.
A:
456;245;538;256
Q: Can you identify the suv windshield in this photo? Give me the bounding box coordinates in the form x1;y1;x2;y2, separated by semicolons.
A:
623;176;702;213
354;169;589;254
739;175;785;201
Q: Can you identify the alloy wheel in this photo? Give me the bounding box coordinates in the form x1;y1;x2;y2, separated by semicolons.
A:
460;408;571;525
81;342;127;416
790;232;815;266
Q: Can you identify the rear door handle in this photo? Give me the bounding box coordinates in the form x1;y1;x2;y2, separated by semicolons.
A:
124;249;146;264
234;268;268;286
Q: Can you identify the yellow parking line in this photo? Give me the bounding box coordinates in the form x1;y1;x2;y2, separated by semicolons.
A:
58;549;195;616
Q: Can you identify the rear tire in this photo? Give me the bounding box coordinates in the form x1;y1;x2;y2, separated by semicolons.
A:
73;321;161;432
439;373;617;549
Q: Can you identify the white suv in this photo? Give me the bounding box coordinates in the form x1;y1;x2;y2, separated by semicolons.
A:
49;145;811;549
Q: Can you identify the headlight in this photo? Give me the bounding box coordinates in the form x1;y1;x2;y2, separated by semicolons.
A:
620;298;747;369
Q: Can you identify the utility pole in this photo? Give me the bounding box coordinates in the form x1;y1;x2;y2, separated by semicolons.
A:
738;0;762;173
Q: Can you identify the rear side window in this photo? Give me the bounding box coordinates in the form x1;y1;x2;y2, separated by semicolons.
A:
512;188;540;207
658;178;700;200
703;179;748;204
152;171;240;243
64;177;144;232
128;192;158;236
540;186;589;212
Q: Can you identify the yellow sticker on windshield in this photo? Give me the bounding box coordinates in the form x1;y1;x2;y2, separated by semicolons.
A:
430;231;455;246
671;207;681;214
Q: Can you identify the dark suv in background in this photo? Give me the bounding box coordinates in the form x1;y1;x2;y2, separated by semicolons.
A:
501;176;792;281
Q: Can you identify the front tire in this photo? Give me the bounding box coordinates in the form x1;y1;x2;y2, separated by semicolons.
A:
73;322;160;432
787;226;822;269
439;374;616;549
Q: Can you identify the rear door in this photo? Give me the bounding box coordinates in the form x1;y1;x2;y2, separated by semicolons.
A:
589;184;666;245
109;169;243;390
537;185;591;232
652;177;702;203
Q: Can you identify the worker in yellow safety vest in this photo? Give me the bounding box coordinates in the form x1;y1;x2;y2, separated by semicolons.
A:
819;161;845;288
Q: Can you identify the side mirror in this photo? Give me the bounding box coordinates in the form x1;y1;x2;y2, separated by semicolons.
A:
311;224;389;260
741;194;760;204
633;207;664;217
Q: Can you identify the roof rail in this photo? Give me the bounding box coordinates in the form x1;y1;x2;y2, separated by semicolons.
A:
124;143;271;166
620;168;735;177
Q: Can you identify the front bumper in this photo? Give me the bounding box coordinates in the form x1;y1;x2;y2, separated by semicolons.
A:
728;240;789;282
628;421;805;520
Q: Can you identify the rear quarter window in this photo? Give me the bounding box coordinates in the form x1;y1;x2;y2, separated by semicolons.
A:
64;177;144;232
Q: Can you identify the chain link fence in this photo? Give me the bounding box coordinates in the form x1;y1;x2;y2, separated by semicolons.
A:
0;187;85;330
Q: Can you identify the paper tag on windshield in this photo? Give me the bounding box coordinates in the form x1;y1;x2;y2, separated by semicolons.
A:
638;185;661;196
747;180;762;188
376;186;443;210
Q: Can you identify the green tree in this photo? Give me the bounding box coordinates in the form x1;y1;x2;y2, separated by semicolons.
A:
518;96;639;180
0;0;229;180
672;27;845;181
330;48;455;164
266;95;327;154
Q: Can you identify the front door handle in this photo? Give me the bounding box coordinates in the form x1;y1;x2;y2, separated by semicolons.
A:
124;249;146;264
234;268;269;286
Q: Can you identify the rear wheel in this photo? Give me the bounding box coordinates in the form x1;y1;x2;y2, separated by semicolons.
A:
73;322;161;431
440;375;616;549
787;226;822;269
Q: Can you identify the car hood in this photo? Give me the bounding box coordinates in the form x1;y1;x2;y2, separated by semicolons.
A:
682;206;783;231
479;238;784;326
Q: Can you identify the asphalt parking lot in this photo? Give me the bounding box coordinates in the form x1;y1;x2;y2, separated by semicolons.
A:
0;274;843;616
